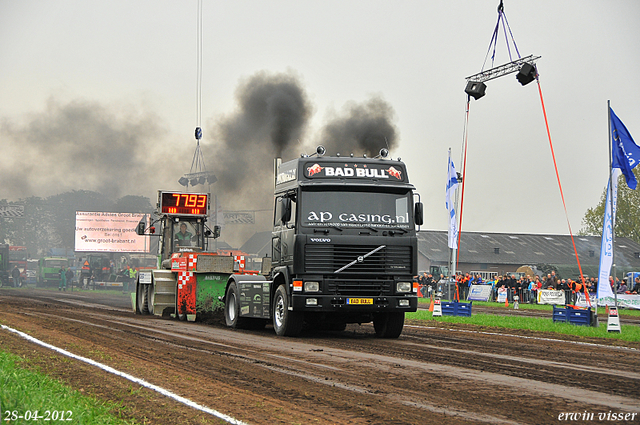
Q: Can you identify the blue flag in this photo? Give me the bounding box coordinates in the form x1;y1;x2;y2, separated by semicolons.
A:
446;152;459;249
611;107;640;190
597;168;619;303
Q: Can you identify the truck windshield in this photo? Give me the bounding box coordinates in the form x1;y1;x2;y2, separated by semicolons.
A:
300;189;412;230
9;250;27;261
45;259;68;268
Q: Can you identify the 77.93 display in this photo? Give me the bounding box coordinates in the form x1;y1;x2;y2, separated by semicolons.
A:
159;192;209;216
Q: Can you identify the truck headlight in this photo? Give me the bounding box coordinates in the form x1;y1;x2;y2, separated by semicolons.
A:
398;299;410;307
304;281;320;292
396;282;412;293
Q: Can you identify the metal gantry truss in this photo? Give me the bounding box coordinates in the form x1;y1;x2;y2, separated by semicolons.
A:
465;54;541;83
183;171;216;185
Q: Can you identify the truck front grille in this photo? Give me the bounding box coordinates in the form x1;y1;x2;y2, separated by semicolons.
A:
304;244;411;275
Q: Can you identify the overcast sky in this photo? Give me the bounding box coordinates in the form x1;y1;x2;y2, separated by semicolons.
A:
1;0;639;240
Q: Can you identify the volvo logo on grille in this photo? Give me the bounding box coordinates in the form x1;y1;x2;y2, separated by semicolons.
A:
335;245;386;274
310;238;331;243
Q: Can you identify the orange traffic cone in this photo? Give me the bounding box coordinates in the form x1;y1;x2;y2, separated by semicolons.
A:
504;296;509;308
428;296;434;312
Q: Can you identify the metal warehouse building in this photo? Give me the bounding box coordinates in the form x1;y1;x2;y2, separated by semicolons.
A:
417;230;640;280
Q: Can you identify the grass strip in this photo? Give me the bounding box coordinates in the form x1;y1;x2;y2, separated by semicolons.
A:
407;311;640;342
0;351;136;425
417;298;640;317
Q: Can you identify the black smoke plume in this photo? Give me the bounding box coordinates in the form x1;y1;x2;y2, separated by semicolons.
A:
0;98;173;200
204;72;399;246
0;71;401;249
207;73;399;212
314;96;398;157
206;71;312;210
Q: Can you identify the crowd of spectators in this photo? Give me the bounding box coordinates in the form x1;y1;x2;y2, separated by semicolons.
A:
414;271;640;304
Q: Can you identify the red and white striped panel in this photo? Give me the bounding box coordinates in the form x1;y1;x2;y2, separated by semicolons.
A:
188;254;198;271
234;255;245;271
177;271;194;289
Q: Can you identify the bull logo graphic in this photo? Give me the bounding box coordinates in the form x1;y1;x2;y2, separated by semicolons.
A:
387;166;402;179
307;163;323;176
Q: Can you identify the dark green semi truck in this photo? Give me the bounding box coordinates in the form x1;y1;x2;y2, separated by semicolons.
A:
136;146;423;338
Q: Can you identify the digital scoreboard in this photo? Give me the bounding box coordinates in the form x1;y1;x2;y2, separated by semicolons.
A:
159;191;209;216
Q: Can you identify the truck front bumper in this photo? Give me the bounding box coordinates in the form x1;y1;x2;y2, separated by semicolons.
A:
291;294;418;312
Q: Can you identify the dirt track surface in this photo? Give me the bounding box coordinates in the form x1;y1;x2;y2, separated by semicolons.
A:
1;287;639;425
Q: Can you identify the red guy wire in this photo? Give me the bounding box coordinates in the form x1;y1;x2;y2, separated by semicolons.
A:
536;78;590;306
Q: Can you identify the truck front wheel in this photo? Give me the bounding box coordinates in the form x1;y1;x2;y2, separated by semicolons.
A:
373;312;405;338
273;285;303;337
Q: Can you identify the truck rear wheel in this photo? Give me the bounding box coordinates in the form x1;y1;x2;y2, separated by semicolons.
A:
137;283;149;314
273;284;303;337
224;281;241;327
373;312;405;338
225;281;265;329
147;284;156;315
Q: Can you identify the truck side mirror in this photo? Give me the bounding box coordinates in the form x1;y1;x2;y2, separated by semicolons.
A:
281;197;292;223
135;220;146;235
414;202;424;226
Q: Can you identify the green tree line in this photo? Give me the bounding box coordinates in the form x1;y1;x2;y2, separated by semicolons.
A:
580;167;640;244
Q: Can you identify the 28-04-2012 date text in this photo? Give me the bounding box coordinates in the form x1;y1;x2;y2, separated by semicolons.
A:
3;410;73;422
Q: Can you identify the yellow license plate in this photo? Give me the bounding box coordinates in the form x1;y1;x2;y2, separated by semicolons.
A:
346;298;373;305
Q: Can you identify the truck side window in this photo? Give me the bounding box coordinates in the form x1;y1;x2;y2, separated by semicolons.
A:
289;197;296;226
274;196;296;227
274;197;283;227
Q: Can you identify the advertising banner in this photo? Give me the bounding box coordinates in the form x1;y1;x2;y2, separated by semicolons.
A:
75;212;149;253
537;289;565;305
468;284;493;302
575;292;640;310
496;287;507;303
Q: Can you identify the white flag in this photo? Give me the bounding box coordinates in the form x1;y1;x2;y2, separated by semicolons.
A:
446;152;459;249
597;168;620;302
